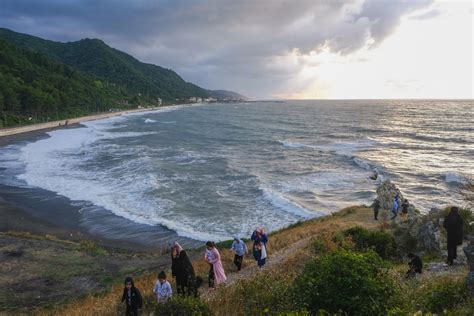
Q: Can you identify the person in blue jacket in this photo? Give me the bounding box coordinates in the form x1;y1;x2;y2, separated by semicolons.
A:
390;194;399;220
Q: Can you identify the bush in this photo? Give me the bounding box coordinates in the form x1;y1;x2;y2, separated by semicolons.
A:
343;226;396;259
293;250;396;315
154;296;212;316
421;279;468;313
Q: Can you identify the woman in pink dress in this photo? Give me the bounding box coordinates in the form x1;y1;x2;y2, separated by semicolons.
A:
204;241;227;288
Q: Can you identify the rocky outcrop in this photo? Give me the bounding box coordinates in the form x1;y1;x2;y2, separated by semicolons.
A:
376;180;403;211
463;236;474;296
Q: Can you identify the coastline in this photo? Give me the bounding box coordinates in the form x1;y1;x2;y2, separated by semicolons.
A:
0;106;163;139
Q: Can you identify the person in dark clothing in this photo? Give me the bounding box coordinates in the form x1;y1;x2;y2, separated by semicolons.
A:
401;199;409;221
171;242;198;296
406;253;422;278
121;276;143;316
373;198;381;220
443;206;464;265
251;227;268;268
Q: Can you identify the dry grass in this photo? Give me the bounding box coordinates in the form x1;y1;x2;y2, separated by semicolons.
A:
33;206;384;315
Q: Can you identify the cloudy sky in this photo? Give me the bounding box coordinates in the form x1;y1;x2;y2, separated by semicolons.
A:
0;0;472;99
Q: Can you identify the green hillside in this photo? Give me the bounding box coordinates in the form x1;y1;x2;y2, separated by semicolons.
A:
0;38;122;127
0;28;210;103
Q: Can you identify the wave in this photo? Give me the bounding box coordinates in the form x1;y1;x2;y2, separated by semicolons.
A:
144;118;157;123
444;172;468;184
261;187;320;219
276;139;309;149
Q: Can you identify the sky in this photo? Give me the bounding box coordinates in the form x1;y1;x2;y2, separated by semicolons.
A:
0;0;472;99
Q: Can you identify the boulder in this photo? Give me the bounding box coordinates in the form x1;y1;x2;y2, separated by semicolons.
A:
417;221;441;253
376;180;403;211
463;235;474;296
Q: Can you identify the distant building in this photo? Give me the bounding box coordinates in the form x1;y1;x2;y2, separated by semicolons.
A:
204;97;218;102
196;97;202;103
157;98;162;106
189;97;197;102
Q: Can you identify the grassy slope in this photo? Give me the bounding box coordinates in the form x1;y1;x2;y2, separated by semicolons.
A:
5;206;471;315
32;206;380;315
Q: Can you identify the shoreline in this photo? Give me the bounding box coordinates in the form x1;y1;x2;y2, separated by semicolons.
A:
0;106;170;139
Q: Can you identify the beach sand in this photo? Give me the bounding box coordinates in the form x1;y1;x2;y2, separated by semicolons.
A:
0;107;156;139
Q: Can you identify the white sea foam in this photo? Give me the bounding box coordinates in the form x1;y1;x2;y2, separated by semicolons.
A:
276;140;309;149
144;118;157;123
12;106;234;241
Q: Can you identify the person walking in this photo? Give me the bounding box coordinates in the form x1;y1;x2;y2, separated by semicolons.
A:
251;227;268;268
230;235;248;272
171;242;197;296
443;206;464;265
121;276;143;316
373;198;381;220
401;199;409;221
390;194;399;220
204;241;227;289
153;271;172;303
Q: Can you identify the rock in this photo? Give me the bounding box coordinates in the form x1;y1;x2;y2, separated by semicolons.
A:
463;235;474;296
417;221;441;253
427;262;450;272
376;180;403;211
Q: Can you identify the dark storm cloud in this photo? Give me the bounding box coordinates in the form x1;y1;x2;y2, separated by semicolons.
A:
0;0;432;98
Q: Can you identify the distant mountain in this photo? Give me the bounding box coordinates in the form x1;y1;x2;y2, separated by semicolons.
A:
0;28;210;103
208;89;248;101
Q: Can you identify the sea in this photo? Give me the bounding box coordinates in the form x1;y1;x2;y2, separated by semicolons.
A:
0;100;472;247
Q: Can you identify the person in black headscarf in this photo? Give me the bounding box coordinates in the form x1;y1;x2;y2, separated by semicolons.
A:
443;206;464;265
121;276;142;316
171;241;198;296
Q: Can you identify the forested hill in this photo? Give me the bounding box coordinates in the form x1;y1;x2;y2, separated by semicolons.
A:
0;37;122;127
0;28;210;103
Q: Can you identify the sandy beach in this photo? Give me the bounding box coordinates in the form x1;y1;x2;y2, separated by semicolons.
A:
0;107;158;138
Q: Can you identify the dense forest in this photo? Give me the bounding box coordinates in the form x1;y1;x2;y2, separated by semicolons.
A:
0;38;125;127
0;28;246;128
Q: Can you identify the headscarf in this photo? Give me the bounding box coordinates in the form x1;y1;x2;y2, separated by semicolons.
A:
174;241;184;253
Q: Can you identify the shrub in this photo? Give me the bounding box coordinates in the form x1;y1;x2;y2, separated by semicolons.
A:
154;296;212;316
207;269;296;315
293;250;396;315
77;240;108;256
343;226;396;259
421;279;468;313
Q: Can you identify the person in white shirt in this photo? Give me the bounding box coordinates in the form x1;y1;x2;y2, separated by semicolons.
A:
153;271;172;303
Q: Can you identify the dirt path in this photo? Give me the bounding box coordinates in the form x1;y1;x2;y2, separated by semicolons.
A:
202;207;381;300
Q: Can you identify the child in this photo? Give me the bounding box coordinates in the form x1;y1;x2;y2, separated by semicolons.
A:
121;276;143;316
153;271;172;303
230;235;248;272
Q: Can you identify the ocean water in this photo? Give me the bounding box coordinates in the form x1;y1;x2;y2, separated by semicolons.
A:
0;100;472;242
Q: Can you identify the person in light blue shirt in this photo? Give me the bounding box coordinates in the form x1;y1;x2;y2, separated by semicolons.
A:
391;194;399;220
230;235;248;272
153;271;172;303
